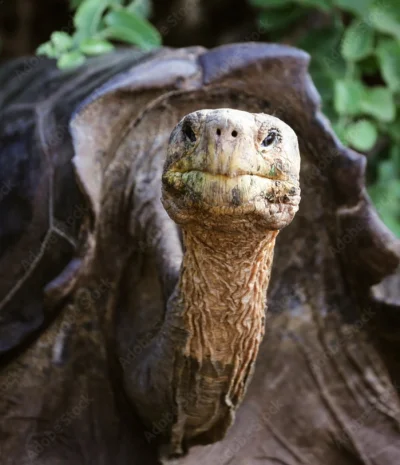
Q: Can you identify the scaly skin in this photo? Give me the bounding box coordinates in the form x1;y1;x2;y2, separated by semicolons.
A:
129;109;301;458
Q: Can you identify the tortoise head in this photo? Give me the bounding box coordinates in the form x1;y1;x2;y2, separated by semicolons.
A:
162;109;301;232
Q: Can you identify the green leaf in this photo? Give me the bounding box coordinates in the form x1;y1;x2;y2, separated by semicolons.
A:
305;22;346;80
332;121;347;142
100;25;152;49
372;202;400;236
376;39;400;92
104;9;161;48
50;32;73;53
249;0;293;7
258;7;305;31
333;0;373;16
383;216;400;237
390;145;400;175
70;0;86;8
79;38;114;55
127;0;152;18
385;118;400;142
359;55;379;75
360;87;396;122
309;61;334;100
310;66;334;101
299;20;343;56
319;52;347;79
341;20;374;61
378;160;397;182
57;51;86;70
297;0;332;11
368;0;400;41
369;179;400;237
345;119;378;151
322;104;338;124
334;80;364;115
74;0;110;39
36;42;58;58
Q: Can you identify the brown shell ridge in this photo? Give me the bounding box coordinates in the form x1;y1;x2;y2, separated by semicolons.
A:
310;103;400;286
69;48;204;219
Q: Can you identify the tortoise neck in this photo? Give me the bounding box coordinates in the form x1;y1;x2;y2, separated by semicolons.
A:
124;224;278;457
178;226;277;365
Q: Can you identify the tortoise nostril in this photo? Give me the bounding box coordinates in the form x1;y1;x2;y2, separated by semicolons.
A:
216;128;221;136
232;130;238;138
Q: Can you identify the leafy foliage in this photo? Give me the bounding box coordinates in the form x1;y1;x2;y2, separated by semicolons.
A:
37;0;160;70
250;0;400;236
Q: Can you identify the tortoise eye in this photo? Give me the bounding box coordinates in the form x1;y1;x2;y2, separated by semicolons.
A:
183;123;196;143
262;130;278;148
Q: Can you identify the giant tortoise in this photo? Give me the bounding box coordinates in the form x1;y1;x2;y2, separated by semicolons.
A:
0;43;400;465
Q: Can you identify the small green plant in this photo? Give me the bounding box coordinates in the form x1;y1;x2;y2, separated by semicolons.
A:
250;0;400;236
37;0;161;70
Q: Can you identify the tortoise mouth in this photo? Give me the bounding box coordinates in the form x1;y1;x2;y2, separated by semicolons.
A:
166;169;282;182
162;168;300;231
162;169;300;208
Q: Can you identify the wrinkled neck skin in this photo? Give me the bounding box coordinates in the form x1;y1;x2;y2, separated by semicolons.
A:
129;224;278;458
175;226;277;366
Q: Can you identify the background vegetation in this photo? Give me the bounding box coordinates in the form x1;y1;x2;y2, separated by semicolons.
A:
37;0;161;68
7;0;400;235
